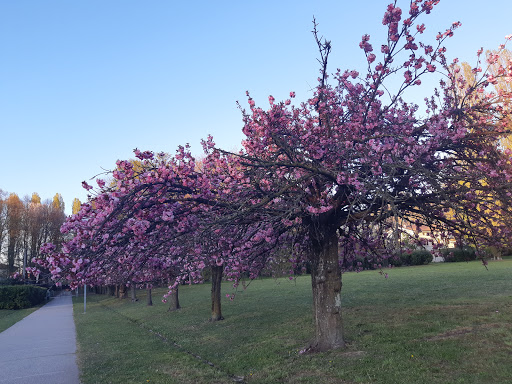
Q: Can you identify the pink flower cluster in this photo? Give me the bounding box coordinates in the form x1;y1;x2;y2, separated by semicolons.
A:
32;1;512;313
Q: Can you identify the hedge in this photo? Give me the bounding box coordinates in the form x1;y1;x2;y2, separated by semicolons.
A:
389;249;433;267
0;285;47;309
0;278;24;286
440;246;477;262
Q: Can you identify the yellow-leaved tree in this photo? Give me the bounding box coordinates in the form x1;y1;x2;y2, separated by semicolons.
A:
72;198;82;215
448;48;512;255
5;193;24;273
49;193;66;248
486;48;512;149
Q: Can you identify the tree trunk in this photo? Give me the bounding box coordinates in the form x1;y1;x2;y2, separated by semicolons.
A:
130;283;138;302
115;285;119;298
119;284;128;299
167;279;180;311
7;240;16;274
210;264;224;321
146;286;153;306
309;230;345;351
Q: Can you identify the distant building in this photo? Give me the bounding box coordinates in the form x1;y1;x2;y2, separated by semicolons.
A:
395;219;456;262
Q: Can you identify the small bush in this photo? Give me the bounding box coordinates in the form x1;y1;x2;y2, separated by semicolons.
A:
410;250;433;265
0;285;47;309
388;254;403;267
441;247;477;262
389;250;432;267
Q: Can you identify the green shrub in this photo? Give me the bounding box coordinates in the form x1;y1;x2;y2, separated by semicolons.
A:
0;277;24;286
0;285;47;309
388;254;404;267
410;250;433;265
441;246;477;262
389;250;432;267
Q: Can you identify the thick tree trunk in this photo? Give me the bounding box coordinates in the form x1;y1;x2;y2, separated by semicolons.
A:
210;264;224;321
146;287;153;306
106;285;113;296
309;230;345;351
167;279;180;311
130;283;138;302
115;285;120;298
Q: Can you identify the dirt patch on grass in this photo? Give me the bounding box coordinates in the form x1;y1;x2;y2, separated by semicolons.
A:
338;350;366;358
424;323;505;341
282;370;357;384
158;365;231;384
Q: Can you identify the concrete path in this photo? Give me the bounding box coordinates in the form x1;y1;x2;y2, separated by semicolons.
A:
0;291;80;384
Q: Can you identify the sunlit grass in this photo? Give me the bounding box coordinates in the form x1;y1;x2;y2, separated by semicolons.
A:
74;260;512;383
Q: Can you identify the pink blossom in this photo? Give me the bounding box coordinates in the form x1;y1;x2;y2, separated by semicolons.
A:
31;2;512;353
487;75;497;85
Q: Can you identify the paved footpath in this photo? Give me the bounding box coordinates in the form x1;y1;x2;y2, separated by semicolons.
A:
0;291;80;384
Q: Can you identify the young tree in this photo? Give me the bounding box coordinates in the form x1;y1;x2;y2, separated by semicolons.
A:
49;193;66;248
71;198;82;215
38;1;512;352
22;193;46;277
5;193;24;274
0;189;7;261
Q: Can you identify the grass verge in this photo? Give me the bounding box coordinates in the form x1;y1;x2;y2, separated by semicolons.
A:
0;302;46;333
74;260;512;384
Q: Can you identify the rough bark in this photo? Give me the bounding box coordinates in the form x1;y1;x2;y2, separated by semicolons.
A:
210;264;224;321
130;283;138;302
146;287;153;306
309;230;345;351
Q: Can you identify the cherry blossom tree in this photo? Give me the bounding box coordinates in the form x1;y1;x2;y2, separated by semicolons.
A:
37;1;512;352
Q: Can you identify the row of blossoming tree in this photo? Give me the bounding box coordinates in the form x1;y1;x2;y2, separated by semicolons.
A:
32;1;512;351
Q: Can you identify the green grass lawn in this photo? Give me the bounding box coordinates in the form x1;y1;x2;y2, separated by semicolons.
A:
73;260;512;384
0;303;45;333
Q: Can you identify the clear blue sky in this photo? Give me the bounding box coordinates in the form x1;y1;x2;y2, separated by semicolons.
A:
1;0;510;214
